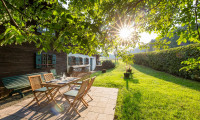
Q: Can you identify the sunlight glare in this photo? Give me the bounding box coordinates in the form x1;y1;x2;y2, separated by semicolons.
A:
119;26;134;40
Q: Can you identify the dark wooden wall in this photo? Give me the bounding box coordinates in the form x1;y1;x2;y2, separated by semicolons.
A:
0;43;67;98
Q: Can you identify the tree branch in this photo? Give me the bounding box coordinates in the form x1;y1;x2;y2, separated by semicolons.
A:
147;0;161;13
0;0;19;28
195;0;200;40
4;0;31;19
126;0;144;15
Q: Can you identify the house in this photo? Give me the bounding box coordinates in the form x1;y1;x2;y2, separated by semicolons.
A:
0;1;101;98
0;43;68;98
67;53;97;74
0;43;101;98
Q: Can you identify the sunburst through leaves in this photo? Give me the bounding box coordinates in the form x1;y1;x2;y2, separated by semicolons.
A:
110;16;137;46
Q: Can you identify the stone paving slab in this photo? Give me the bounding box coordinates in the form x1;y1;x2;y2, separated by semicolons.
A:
0;87;118;120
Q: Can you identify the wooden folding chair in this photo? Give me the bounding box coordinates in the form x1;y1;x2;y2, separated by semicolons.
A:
44;73;63;97
50;69;61;78
74;76;96;104
43;73;55;82
50;69;57;76
74;72;91;85
71;72;80;77
28;75;53;106
63;79;90;116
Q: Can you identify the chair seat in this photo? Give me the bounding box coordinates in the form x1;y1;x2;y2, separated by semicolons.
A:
34;87;52;92
74;86;91;92
74;86;81;90
64;90;78;97
77;81;82;84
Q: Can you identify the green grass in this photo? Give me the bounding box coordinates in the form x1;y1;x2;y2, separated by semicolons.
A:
91;61;200;120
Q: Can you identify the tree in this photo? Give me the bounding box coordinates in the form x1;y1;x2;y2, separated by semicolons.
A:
146;25;196;52
1;0;200;57
0;0;108;55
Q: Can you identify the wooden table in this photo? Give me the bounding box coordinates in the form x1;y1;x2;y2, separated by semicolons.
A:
41;77;81;104
41;77;80;87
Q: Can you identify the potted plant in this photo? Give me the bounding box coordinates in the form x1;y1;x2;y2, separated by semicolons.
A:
102;69;106;73
126;66;132;73
124;72;130;78
120;53;134;78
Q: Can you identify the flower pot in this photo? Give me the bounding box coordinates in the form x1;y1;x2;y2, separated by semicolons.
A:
102;69;106;73
124;72;130;78
126;69;132;73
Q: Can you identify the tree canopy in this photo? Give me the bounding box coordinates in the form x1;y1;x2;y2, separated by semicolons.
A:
0;0;199;55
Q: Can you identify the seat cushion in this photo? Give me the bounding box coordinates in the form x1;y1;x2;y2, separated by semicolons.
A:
34;87;52;92
64;90;78;97
77;81;82;84
74;86;81;90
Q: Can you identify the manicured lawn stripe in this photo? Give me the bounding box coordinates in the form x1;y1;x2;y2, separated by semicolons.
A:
91;61;200;120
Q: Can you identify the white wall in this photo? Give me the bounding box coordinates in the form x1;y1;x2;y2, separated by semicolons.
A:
67;53;96;72
90;57;96;71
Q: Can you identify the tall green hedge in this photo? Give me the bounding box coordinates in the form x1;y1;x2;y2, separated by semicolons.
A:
134;44;200;80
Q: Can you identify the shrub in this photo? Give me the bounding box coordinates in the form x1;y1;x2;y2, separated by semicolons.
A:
102;60;115;69
134;44;200;80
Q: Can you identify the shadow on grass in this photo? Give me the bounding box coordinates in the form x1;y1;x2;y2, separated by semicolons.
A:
123;77;139;90
124;78;139;84
133;64;200;91
92;61;120;77
91;67;115;77
117;88;141;119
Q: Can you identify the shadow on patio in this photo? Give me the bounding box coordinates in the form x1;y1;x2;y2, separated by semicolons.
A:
0;87;118;120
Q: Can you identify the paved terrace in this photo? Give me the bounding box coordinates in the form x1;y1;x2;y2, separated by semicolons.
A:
0;87;118;120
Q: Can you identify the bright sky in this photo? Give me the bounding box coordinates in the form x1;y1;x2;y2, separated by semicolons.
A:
139;32;158;43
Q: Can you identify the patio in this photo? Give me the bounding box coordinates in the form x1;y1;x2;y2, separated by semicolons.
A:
0;87;118;120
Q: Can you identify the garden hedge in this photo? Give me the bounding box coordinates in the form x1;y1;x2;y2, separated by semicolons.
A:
134;44;200;80
102;60;116;69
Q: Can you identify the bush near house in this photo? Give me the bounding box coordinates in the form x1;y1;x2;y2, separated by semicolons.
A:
134;44;200;80
102;60;115;69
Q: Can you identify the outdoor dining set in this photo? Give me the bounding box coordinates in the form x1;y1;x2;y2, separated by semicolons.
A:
27;72;96;117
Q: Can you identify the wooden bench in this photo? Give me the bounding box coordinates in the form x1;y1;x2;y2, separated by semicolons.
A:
2;72;48;98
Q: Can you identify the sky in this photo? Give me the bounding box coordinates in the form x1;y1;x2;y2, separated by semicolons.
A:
139;32;158;43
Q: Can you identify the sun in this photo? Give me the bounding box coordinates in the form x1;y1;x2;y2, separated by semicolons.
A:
109;16;135;41
119;26;134;40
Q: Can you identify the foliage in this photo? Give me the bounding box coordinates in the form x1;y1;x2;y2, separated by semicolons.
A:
1;1;200;53
91;61;200;119
102;60;115;69
147;26;196;52
1;0;200;70
0;0;107;55
118;50;134;69
134;43;200;80
180;57;200;79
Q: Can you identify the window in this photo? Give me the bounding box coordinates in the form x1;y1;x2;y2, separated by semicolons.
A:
84;58;89;64
68;56;84;65
68;56;76;65
79;57;83;65
36;53;56;68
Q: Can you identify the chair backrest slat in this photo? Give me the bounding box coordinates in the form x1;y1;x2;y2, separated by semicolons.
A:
77;78;90;98
82;76;96;96
28;75;43;91
50;69;57;76
86;76;96;92
79;72;91;81
44;73;55;82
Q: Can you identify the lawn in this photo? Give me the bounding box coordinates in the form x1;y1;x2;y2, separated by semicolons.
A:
91;61;200;120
